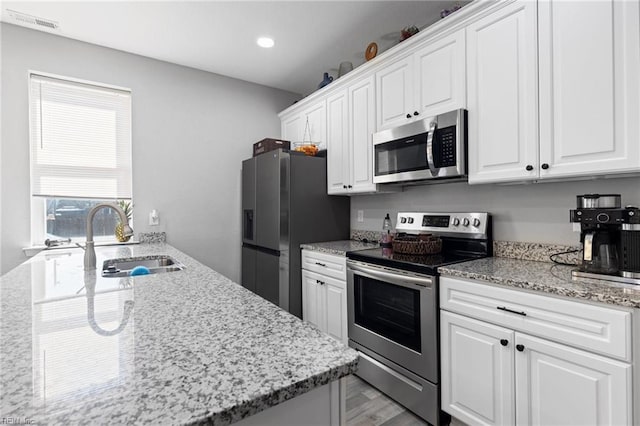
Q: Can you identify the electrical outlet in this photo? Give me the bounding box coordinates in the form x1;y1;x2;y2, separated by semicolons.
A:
357;210;364;223
149;209;159;226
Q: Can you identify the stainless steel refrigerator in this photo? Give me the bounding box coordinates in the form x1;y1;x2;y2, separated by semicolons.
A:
241;149;349;319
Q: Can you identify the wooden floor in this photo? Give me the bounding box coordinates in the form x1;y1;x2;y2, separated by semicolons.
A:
345;375;466;426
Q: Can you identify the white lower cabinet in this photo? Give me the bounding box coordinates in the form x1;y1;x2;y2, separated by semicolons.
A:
440;277;633;426
515;333;630;426
441;311;515;426
301;250;349;425
301;250;348;345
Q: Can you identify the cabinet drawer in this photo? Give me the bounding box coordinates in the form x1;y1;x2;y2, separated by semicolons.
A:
302;269;346;291
440;277;632;361
301;250;347;281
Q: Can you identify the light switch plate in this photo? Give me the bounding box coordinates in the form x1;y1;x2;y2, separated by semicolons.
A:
357;210;364;222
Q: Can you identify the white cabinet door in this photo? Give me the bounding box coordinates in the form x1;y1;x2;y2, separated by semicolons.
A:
515;333;632;426
467;1;539;184
303;101;327;147
326;90;349;195
324;278;348;345
441;311;515;426
301;269;323;330
282;113;302;143
302;255;348;345
538;0;640;178
414;29;466;117
376;55;414;131
349;76;377;194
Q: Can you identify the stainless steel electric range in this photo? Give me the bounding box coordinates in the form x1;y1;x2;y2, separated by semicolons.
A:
346;212;492;426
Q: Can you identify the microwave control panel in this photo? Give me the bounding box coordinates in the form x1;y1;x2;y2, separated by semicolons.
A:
434;126;456;168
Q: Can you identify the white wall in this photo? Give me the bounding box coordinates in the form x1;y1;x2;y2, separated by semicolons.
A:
0;25;4;275
351;176;640;245
0;23;300;278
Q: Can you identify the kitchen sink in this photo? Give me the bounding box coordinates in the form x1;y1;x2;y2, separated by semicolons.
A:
101;255;185;277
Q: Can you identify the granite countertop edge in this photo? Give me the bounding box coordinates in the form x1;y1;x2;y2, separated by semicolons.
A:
204;358;359;426
300;240;379;256
439;259;640;309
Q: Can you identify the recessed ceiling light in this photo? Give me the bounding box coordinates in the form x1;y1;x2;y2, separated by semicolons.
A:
257;37;275;48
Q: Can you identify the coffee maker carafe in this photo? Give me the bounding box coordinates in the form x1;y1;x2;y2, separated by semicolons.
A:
582;230;618;274
570;194;640;284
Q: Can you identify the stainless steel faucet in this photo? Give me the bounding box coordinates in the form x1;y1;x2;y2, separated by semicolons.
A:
84;202;134;270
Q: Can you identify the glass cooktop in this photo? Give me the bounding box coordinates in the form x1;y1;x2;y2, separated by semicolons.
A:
346;246;485;275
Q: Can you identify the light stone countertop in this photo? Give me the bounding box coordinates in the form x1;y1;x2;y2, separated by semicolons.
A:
300;240;379;256
439;257;640;309
0;243;358;425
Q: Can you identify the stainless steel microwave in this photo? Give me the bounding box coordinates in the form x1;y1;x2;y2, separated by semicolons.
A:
372;109;467;184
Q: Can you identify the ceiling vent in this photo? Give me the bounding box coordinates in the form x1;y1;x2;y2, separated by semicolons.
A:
6;9;59;31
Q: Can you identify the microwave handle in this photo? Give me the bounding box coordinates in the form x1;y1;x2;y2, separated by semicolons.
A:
426;120;438;176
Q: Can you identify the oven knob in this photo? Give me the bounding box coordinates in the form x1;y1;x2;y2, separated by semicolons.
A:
462;218;470;227
408;217;414;224
400;217;407;224
597;213;610;223
452;218;460;226
472;218;481;227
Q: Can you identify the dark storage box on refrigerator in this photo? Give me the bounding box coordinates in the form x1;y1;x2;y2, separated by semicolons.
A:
253;138;290;156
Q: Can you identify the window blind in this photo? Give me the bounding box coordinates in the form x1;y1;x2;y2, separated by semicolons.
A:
29;74;132;199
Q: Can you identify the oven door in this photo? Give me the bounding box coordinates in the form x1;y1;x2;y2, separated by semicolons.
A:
347;260;438;382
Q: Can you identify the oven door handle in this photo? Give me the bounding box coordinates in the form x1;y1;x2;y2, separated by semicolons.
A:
426;119;439;177
348;262;433;288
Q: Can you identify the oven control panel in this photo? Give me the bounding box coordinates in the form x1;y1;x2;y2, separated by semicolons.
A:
396;212;489;238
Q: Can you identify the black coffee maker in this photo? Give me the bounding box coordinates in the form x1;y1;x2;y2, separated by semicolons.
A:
570;194;640;284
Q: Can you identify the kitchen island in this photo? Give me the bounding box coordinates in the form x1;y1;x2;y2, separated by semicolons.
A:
0;243;358;425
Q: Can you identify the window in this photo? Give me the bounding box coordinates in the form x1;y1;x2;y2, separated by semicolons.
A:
29;73;132;245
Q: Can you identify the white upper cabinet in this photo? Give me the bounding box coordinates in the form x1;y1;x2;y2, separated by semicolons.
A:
468;0;640;184
348;76;378;193
281;100;326;146
327;76;380;195
467;1;539;184
414;29;466;118
282;0;640;190
376;55;414;131
281;114;302;144
326;90;349;194
303;101;327;146
376;29;466;132
538;0;640;178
